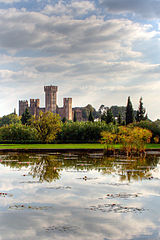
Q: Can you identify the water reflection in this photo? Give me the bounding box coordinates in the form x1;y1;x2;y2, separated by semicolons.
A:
0;152;160;240
0;152;159;182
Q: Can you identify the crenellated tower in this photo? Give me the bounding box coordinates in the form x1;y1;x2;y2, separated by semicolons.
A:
30;99;40;116
19;100;28;116
44;85;58;113
19;85;74;120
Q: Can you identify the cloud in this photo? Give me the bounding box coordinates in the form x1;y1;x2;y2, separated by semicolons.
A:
42;1;95;17
99;0;160;19
0;4;159;119
0;0;21;3
0;8;155;57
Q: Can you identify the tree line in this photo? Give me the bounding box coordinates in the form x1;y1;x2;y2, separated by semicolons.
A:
0;96;159;143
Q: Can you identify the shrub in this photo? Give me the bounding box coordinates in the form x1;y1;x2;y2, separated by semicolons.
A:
101;125;152;156
0;124;38;143
133;120;160;142
57;121;118;143
118;126;152;155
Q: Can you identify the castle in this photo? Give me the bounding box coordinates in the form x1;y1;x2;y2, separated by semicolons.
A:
19;85;74;120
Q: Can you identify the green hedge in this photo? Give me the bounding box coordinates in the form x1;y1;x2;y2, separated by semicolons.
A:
57;121;118;143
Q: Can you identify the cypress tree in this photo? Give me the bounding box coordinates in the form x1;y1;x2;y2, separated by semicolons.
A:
126;96;134;125
88;111;94;122
136;97;145;122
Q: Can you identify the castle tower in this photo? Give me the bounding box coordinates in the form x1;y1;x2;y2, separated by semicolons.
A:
30;99;40;116
19;100;28;116
44;86;58;113
64;98;72;120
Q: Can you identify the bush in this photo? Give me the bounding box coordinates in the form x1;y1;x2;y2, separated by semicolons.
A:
101;125;152;156
57;121;118;143
132;120;160;142
0;124;38;143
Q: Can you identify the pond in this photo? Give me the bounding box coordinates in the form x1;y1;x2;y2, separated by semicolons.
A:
0;151;160;240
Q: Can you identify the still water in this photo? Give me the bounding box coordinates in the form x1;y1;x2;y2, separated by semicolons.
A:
0;151;160;240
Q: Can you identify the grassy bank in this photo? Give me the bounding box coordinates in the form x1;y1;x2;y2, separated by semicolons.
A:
0;143;159;149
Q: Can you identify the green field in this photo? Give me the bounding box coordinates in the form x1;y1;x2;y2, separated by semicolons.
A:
0;143;159;149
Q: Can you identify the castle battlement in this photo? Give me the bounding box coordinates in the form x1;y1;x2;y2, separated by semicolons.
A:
19;85;73;120
19;100;28;103
44;86;58;92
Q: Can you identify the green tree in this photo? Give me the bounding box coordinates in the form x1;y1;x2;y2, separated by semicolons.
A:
0;113;21;127
101;112;107;122
62;117;67;123
106;108;114;124
133;120;160;142
21;108;32;125
73;111;77;122
117;112;122;125
32;111;62;143
126;96;134;125
136;97;146;122
0;123;38;143
88;111;94;122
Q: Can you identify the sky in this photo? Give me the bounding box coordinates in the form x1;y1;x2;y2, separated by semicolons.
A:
0;0;160;120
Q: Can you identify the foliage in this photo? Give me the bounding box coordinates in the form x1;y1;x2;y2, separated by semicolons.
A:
100;108;114;124
88;111;94;122
32;111;62;143
106;108;114;124
0;123;38;143
118;126;152;155
101;125;152;155
82;104;100;120
111;105;126;120
133;120;160;142
99;105;137;121
21;108;32;125
62;117;67;123
0;113;21;127
117;112;122;125
154;136;159;144
136;97;146;122
101;131;117;150
98;105;108;115
57;121;118;143
101;112;107;122
126;96;134;125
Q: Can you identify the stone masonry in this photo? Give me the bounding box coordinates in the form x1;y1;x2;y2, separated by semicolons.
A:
19;85;73;121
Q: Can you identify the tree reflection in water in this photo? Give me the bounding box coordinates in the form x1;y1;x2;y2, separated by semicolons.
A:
0;152;159;182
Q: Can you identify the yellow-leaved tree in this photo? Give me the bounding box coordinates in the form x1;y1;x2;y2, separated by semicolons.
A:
101;131;117;150
101;126;152;156
118;126;152;156
32;111;62;143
